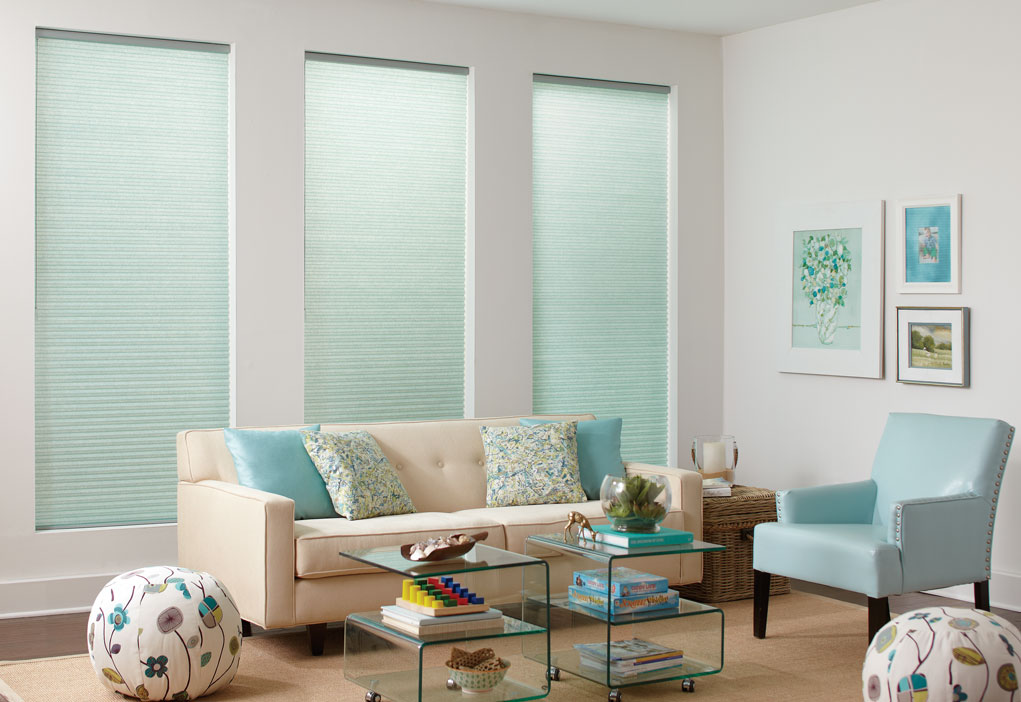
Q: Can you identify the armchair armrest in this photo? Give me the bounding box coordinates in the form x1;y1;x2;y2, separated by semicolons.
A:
177;480;296;629
891;493;990;592
776;479;877;524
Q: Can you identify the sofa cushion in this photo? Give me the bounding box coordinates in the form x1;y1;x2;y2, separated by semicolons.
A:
481;422;587;507
223;425;338;520
520;417;625;499
302;430;416;520
456;501;689;553
294;511;506;579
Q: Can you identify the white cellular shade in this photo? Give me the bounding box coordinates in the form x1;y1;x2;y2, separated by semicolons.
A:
35;34;230;529
532;77;670;465
304;55;468;423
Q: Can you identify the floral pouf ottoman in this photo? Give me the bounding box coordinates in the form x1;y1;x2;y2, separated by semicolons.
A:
863;606;1020;701
88;566;242;700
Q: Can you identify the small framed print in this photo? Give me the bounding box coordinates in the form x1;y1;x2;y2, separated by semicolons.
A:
897;195;961;293
896;306;969;387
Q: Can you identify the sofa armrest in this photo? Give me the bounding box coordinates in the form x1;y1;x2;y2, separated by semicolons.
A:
891;493;990;591
624;462;703;585
776;479;876;524
177;480;296;629
624;463;701;521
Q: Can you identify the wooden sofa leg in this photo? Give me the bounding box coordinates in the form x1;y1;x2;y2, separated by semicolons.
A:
974;581;991;611
753;569;770;639
867;597;890;643
241;620;253;638
308;623;327;656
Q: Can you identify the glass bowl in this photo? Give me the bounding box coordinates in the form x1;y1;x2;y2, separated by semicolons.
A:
600;474;671;533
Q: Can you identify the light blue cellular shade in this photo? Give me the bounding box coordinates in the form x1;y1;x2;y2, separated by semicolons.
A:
35;33;230;529
531;77;669;465
304;55;468;423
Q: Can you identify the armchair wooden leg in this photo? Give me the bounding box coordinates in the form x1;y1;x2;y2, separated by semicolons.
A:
241;619;253;638
974;580;991;611
307;623;327;656
753;569;771;639
867;597;890;643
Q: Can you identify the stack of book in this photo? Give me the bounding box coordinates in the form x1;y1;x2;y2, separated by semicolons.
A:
568;567;679;616
702;477;733;497
581;525;694;549
380;605;503;637
575;638;684;678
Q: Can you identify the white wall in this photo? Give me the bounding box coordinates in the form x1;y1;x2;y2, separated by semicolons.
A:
723;0;1021;609
0;0;724;615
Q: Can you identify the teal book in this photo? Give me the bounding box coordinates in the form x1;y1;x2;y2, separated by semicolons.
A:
587;525;694;548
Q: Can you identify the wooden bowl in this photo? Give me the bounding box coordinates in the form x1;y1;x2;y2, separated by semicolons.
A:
400;532;488;562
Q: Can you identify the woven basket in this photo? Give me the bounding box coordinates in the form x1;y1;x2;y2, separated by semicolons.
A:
675;485;791;603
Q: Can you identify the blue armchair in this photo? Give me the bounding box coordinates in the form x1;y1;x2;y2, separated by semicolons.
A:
752;412;1013;642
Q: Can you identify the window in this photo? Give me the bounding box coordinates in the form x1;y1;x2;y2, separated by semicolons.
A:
304;54;469;423
531;75;670;464
35;31;230;529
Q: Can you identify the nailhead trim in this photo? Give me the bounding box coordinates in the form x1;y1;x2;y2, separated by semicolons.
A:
985;426;1014;575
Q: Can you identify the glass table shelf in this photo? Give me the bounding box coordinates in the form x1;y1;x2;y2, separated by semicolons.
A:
341;543;551;702
524;532;726;699
350;611;546;645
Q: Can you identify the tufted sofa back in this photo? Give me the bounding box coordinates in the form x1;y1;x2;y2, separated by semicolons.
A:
177;414;595;513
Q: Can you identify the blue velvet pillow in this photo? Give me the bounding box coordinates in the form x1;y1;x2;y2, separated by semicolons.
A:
223;425;338;520
519;417;625;499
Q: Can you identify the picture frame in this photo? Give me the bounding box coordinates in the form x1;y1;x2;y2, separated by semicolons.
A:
896;306;969;387
896;195;961;293
777;200;885;379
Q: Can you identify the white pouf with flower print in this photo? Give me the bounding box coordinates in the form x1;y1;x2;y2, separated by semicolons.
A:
87;566;242;700
863;607;1020;701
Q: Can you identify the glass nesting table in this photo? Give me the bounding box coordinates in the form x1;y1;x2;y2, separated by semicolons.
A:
522;533;726;702
340;543;551;702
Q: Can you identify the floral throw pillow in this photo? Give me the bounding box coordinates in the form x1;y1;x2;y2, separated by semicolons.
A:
481;421;587;507
301;430;415;520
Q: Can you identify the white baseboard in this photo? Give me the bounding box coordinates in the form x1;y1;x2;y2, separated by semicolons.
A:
0;572;120;619
925;569;1021;612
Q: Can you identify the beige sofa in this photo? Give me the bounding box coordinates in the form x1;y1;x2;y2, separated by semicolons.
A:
176;414;703;653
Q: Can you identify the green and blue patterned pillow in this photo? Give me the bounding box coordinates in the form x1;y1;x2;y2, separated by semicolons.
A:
480;421;587;508
301;430;416;520
520;417;624;500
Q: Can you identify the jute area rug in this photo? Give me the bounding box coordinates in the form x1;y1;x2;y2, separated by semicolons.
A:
0;592;868;702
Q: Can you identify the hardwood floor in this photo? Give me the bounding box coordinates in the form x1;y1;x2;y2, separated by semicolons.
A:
1;584;1017;662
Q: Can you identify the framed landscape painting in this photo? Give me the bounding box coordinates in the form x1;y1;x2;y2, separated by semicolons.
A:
777;200;885;378
896;307;970;387
897;195;961;293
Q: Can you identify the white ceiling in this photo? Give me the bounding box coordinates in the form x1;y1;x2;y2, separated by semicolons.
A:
420;0;879;36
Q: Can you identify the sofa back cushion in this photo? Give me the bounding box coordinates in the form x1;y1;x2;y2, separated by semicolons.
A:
177;414;594;513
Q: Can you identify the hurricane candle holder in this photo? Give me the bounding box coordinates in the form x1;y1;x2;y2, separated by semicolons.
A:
692;435;738;481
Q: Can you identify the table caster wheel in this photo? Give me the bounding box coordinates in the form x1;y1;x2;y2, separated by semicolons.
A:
608;689;623;702
549;666;561;682
681;678;695;693
446;678;461;691
364;692;382;702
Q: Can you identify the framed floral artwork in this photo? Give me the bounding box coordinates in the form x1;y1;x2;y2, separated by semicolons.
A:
896;306;970;387
777;200;885;378
897;195;961;293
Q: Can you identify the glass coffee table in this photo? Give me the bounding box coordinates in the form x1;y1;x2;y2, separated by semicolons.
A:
340;543;551;702
523;533;725;701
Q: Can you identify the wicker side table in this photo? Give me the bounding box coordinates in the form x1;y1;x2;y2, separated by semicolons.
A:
675;485;791;602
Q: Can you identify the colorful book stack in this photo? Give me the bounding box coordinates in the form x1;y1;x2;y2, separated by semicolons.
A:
384;577;500;636
568;567;678;616
583;525;694;549
574;638;684;678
